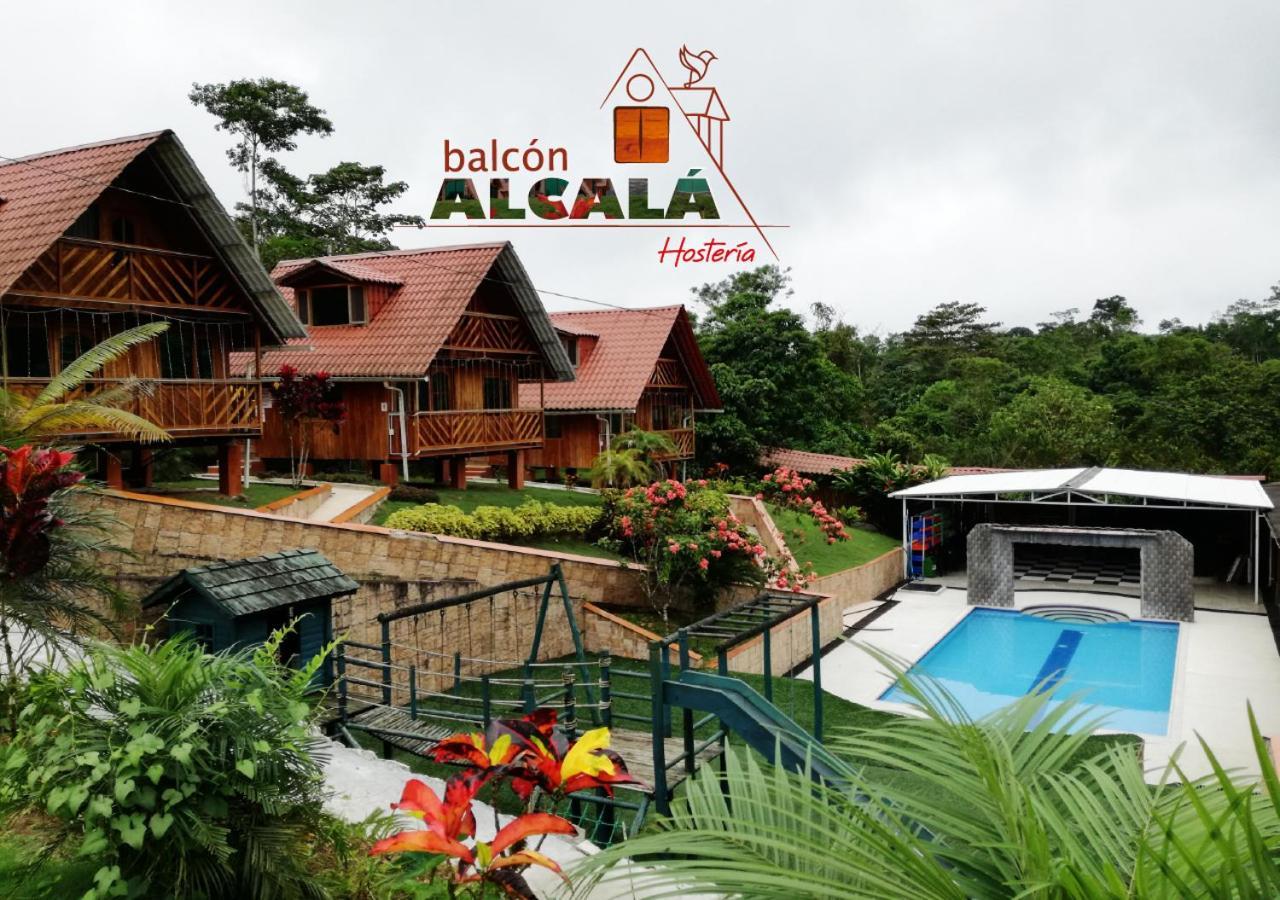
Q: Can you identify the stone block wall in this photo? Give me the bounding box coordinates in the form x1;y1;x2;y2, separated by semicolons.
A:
810;548;905;609
725;591;839;676
967;523;1195;621
581;602;702;665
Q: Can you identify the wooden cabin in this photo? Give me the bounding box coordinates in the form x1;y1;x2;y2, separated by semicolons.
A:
244;243;574;486
519;306;721;478
0;131;306;494
141;548;357;686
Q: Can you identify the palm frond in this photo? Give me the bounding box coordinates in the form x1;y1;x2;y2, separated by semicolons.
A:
19;401;170;443
33;321;168;406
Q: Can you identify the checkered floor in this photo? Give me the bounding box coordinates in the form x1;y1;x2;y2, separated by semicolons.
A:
1013;546;1141;587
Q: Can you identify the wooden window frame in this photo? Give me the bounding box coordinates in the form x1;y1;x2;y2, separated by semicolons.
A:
297;284;368;327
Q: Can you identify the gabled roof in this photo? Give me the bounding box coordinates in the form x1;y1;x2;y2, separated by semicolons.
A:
275;257;403;287
0;130;305;343
253;242;574;380
521;305;721;412
142;548;358;618
891;467;1273;511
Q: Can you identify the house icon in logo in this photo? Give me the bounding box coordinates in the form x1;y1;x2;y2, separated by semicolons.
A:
602;48;730;167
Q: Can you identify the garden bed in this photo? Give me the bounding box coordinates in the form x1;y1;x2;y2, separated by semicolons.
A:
372;482;601;525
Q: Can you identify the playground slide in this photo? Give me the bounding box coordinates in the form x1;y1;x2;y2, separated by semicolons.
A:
666;669;852;785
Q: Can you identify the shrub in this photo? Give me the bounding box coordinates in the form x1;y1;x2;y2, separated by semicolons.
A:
384;500;601;543
387;483;440;504
0;630;332;899
313;470;378;485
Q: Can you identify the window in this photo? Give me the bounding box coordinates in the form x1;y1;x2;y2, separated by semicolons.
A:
545;415;563;439
483;376;511;410
559;334;578;366
651;396;685;431
189;622;215;652
4;319;51;377
613;107;670;163
300;285;367;326
58;331;93;372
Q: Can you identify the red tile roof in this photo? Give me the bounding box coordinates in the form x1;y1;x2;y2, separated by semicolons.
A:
761;447;1012;477
0;132;163;296
275;257;403;287
250;242;573;380
519;306;721;411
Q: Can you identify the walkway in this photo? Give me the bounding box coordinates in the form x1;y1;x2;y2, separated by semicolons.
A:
309;483;382;522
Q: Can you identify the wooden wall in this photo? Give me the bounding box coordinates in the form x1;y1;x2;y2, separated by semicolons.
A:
257;381;393;462
526;414;602;471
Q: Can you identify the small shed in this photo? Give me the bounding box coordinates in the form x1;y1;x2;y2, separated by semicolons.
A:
143;548;358;685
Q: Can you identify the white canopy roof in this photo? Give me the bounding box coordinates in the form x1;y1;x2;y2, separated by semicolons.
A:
890;467;1273;511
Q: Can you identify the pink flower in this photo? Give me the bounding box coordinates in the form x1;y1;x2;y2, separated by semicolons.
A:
698;558;709;570
668;543;680;554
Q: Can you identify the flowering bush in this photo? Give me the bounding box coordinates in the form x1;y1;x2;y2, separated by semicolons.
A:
601;479;782;621
371;709;638;898
0;445;83;578
758;466;852;545
384;501;601;543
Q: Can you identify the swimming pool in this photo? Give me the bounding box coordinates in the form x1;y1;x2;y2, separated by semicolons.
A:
879;607;1179;735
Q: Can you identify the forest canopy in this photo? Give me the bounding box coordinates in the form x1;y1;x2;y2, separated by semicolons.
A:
693;267;1280;478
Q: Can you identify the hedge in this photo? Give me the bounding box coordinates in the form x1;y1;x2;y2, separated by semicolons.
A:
383;500;602;542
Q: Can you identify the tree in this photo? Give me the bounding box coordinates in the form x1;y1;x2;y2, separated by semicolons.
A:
693;267;864;468
268;366;345;486
249;158;425;269
0;323;171;446
188;78;334;253
576;657;1280;898
1089;295;1141;334
987;377;1117;467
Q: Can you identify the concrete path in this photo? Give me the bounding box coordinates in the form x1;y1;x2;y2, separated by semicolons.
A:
309;483;382;522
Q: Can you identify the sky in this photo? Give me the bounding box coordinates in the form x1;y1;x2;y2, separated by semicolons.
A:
2;0;1277;335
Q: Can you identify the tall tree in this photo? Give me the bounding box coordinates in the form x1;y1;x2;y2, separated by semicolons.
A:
249;159;424;269
188;78;334;253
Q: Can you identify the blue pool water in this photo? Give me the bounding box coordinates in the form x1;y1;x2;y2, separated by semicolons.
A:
879;608;1179;735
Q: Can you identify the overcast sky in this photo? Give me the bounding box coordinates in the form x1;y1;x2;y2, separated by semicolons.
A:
3;1;1277;334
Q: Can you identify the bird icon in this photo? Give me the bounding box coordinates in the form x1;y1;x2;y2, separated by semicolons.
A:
678;46;717;87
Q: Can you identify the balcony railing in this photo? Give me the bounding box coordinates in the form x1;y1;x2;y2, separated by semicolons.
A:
2;378;261;439
413;409;543;455
653;427;695;459
10;238;241;309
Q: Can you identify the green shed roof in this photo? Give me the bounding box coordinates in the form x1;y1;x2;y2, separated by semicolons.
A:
143;548;359;618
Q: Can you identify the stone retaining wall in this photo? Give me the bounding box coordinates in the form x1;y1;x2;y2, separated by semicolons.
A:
581;602;702;665
810;547;905;608
256;483;331;519
724;591;839;676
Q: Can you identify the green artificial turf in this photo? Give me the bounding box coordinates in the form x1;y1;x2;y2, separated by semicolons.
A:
767;504;902;576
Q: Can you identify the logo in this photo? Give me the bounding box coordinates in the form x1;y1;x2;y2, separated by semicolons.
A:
428;47;781;265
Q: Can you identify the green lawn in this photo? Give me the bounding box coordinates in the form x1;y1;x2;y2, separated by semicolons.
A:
147;478;304;509
767;504;901;576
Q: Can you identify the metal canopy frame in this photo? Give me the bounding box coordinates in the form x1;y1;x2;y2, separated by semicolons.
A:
899;492;1269;605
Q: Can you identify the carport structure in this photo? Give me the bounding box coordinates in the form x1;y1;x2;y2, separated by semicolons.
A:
890;466;1275;605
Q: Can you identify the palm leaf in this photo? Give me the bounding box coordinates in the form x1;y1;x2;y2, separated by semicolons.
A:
33;321;168;406
18;401;170;443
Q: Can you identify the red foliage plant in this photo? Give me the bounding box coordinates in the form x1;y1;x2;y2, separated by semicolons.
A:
0;445;83;578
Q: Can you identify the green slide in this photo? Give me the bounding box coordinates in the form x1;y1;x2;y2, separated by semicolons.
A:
664;669;853;785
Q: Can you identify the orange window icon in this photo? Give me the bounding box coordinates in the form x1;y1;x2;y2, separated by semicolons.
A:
613;106;670;163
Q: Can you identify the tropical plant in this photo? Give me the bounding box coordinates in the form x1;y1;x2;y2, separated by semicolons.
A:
0;322;171;446
0;628;334;899
371;709;639;898
0;446;128;728
612;427;677;463
269;364;346;487
573;650;1280;899
586;447;653;489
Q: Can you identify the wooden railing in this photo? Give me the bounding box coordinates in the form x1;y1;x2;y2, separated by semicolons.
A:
3;378;261;438
413;409;543;454
10;238;241;309
654;427;695;459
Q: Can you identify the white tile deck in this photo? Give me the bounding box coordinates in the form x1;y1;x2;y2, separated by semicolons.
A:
800;587;1280;782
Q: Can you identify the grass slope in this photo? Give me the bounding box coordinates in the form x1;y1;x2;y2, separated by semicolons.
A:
767;504;901;576
148;478;303;509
